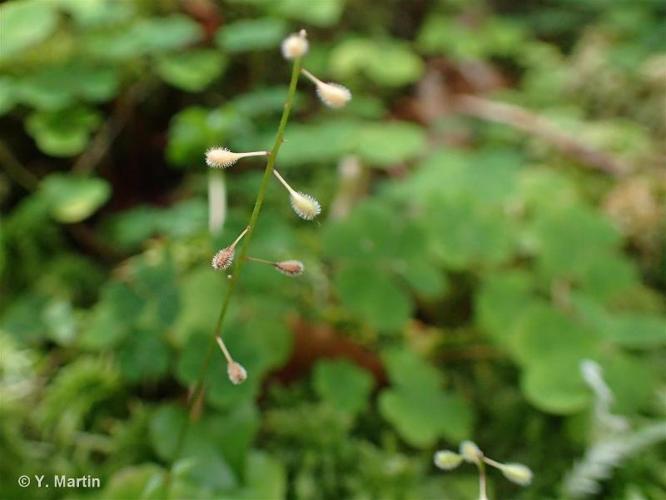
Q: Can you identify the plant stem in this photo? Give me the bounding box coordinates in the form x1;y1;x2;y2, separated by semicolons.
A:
0;139;39;190
166;56;303;495
246;256;275;266
477;459;489;500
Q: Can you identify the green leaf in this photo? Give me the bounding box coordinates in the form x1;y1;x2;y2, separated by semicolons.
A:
43;299;77;346
157;50;227;92
531;206;622;284
276;0;345;27
427;198;515;269
604;313;666;347
382;348;443;391
0;77;16;115
215;18;287;53
313;359;374;415
0;1;59;62
167;106;252;167
512;304;599;367
131;15;202;54
150;404;260;484
39;173;110;223
476;270;537;348
599;352;655;414
79;282;145;349
276;119;360;167
334;263;412;332
379;389;473;447
521;356;591;415
53;0;133;27
356;122;427;167
234;452;286;500
101;465;166;500
27;107;101;156
117;331;171;382
331;39;424;87
397;259;449;299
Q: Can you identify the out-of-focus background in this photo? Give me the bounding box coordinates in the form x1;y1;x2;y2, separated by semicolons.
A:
1;0;666;498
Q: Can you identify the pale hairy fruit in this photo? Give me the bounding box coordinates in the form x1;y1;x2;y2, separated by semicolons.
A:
275;260;304;276
211;227;249;271
211;246;235;270
206;147;267;168
316;81;352;109
281;30;308;60
499;463;533;486
460;441;483;464
301;68;352;109
434;450;463;470
227;361;247;385
290;191;321;220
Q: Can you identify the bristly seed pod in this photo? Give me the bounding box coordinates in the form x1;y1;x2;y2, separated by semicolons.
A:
227;361;248;385
289;191;321;220
247;256;305;277
499;463;533;486
434;450;464;470
275;260;305;276
301;68;352;109
460;441;483;464
206;147;268;168
273;169;321;220
211;227;249;271
216;336;248;385
281;29;308;60
212;246;235;271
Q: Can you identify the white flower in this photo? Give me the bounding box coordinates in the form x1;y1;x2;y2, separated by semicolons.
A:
205;147;268;168
281;29;308;60
301;68;352;109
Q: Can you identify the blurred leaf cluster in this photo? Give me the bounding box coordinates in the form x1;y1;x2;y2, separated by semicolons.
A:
1;0;666;499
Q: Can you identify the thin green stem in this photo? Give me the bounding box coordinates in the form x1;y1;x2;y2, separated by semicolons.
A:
0;139;39;190
166;56;303;495
246;256;275;266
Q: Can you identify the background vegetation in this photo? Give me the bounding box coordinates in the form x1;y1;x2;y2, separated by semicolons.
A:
1;0;665;498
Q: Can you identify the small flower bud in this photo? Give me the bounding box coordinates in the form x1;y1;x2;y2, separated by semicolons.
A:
301;68;352;109
460;441;483;464
434;450;463;470
290;191;321;220
206;147;268;168
499;463;533;486
227;361;247;385
275;260;304;276
281;29;308;60
212;246;235;270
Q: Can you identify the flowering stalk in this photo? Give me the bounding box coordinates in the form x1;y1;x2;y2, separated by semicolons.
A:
168;50;305;486
434;440;533;499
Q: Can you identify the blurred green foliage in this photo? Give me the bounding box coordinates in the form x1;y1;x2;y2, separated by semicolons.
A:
1;0;666;499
